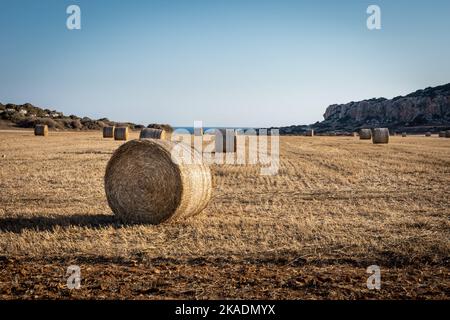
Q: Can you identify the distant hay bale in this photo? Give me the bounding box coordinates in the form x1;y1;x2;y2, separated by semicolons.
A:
438;131;445;137
359;129;372;140
114;127;129;141
372;128;389;144
215;129;237;153
34;124;48;136
103;126;115;138
305;129;314;136
402;132;407;137
194;127;203;136
139;128;168;140
446;130;450;138
425;132;432;137
104;139;212;224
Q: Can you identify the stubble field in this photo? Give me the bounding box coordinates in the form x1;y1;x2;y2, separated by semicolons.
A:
0;130;449;299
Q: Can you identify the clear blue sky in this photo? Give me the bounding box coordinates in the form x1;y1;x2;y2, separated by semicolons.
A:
0;0;449;127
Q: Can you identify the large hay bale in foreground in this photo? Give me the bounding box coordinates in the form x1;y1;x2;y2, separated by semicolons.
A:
372;128;389;144
114;127;129;141
438;131;446;137
104;139;212;224
103;126;115;138
359;129;372;140
34;124;48;136
425;132;432;137
215;129;237;153
139;128;168;140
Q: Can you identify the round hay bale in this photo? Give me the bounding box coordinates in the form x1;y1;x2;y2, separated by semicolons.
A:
103;126;115;138
446;130;450;138
139;128;168;140
402;132;407;137
34;124;48;136
372;128;389;144
425;132;432;137
359;129;372;140
215;129;237;153
104;139;212;224
438;131;446;137
114;127;129;141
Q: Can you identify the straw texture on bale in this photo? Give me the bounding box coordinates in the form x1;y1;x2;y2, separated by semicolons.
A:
438;131;445;137
103;126;115;138
34;124;48;136
305;129;314;137
215;129;237;153
446;130;450;138
425;132;432;137
372;128;389;144
139;128;168;140
114;127;129;141
359;129;372;140
104;139;212;224
402;132;407;137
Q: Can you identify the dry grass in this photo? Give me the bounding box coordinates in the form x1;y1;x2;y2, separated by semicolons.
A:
0;130;449;299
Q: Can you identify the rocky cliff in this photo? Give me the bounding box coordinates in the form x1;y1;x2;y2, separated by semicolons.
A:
315;83;450;133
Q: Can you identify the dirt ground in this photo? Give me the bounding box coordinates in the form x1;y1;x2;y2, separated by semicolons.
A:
0;130;449;299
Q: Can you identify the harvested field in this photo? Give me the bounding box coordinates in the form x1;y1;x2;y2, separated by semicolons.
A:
0;130;449;299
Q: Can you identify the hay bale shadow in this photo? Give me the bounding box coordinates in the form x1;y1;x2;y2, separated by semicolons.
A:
0;214;134;233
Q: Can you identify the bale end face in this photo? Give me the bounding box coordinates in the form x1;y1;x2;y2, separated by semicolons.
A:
103;126;115;138
104;139;212;224
114;127;129;141
139;128;168;140
359;129;372;140
372;128;389;144
34;124;48;136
